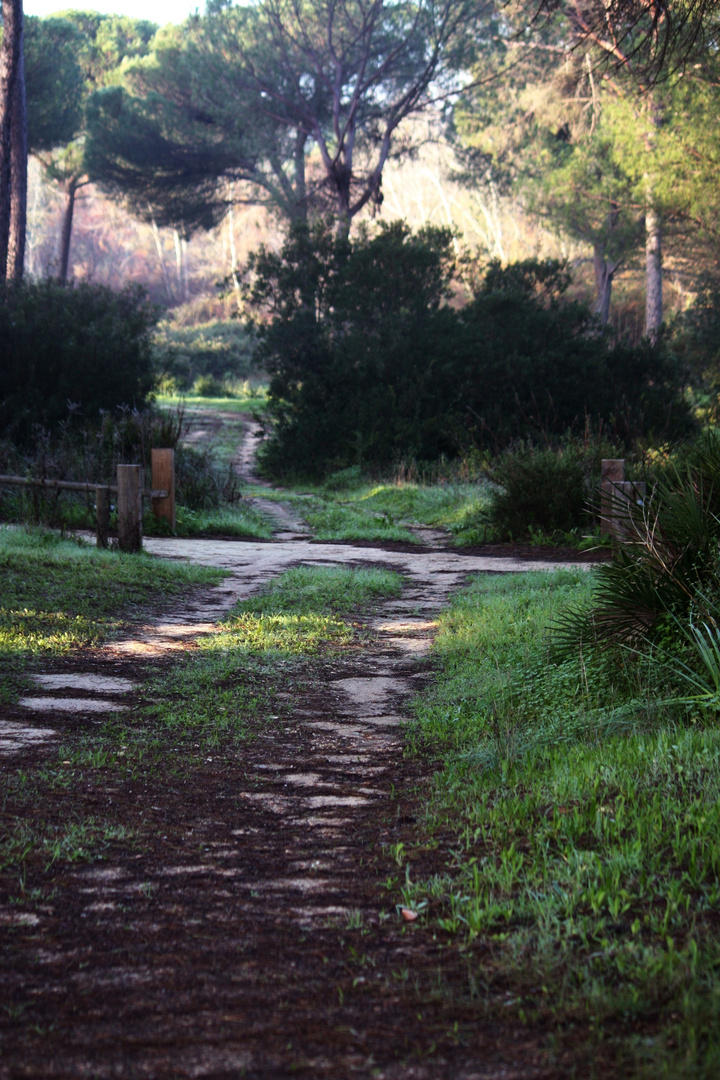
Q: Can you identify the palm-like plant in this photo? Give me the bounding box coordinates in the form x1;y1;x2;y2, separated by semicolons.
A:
554;432;720;652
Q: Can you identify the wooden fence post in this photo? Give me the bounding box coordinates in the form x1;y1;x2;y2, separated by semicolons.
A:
151;448;175;530
601;459;625;537
117;465;143;552
96;486;110;549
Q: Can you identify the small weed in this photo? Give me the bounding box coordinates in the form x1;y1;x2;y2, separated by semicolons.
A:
346;909;364;929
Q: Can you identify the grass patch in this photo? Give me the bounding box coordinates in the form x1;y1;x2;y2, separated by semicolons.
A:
157;389;267;412
142;565;404;746
144;503;273;540
404;569;720;1075
0;527;222;660
262;476;494;545
0;526;223;706
0;563;405;879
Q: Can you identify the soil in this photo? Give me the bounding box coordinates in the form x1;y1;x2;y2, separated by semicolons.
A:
0;419;602;1079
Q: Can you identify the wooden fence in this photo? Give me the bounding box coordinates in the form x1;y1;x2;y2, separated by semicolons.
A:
600;458;647;540
0;448;175;553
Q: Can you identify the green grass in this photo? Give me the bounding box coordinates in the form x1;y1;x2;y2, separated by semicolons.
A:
0;527;223;660
403;569;720;1076
142;565;404;746
157;388;268;412
0;526;224;707
143;503;273;540
251;476;494;545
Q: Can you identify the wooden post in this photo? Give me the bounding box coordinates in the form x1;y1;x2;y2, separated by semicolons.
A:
95;485;109;549
117;465;143;553
601;459;625;537
151;448;175;530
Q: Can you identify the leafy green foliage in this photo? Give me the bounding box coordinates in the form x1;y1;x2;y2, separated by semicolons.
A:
24;16;85;153
153;320;254;392
460;260;691;447
0;281;157;442
248;222;692;480
488;444;588;538
251;220;460;477
487;436;623;539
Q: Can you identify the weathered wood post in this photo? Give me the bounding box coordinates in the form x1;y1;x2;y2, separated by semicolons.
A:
151;448;175;530
117;465;143;552
601;459;625;537
95;485;110;549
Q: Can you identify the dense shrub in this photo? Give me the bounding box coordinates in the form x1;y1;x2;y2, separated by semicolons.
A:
249;220;461;477
487;431;630;539
0;281;157;443
458;261;692;450
488;444;589;538
247;223;693;479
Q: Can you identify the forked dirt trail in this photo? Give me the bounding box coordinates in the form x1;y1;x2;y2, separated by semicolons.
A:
0;419;591;1079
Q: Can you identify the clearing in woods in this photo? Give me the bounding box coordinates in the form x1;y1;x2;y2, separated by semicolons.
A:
0;411;592;1079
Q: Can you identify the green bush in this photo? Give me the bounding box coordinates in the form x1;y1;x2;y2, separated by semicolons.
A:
458;260;692;449
0;280;157;443
192;374;227;398
154;319;254;392
487;435;626;538
246;223;692;480
488;444;588;538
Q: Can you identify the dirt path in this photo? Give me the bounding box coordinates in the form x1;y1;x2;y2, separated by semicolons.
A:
0;419;593;1078
232;415;310;538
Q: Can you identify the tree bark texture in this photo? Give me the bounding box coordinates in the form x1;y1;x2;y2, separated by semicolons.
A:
7;29;26;282
151;217;173;303
59;176;78;283
0;0;23;280
645;204;662;341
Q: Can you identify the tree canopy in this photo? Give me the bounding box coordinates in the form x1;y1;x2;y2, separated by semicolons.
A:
85;0;479;235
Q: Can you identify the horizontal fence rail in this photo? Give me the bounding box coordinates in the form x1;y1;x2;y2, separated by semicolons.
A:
0;476;168;498
0;450;175;552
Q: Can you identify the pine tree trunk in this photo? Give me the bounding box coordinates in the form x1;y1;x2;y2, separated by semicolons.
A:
150;218;172;303
7;31;26;282
645;205;662;342
593;246;614;327
293;131;307;223
228;205;241;314
58;176;78;283
0;0;23;280
181;236;189;301
173;229;182;298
